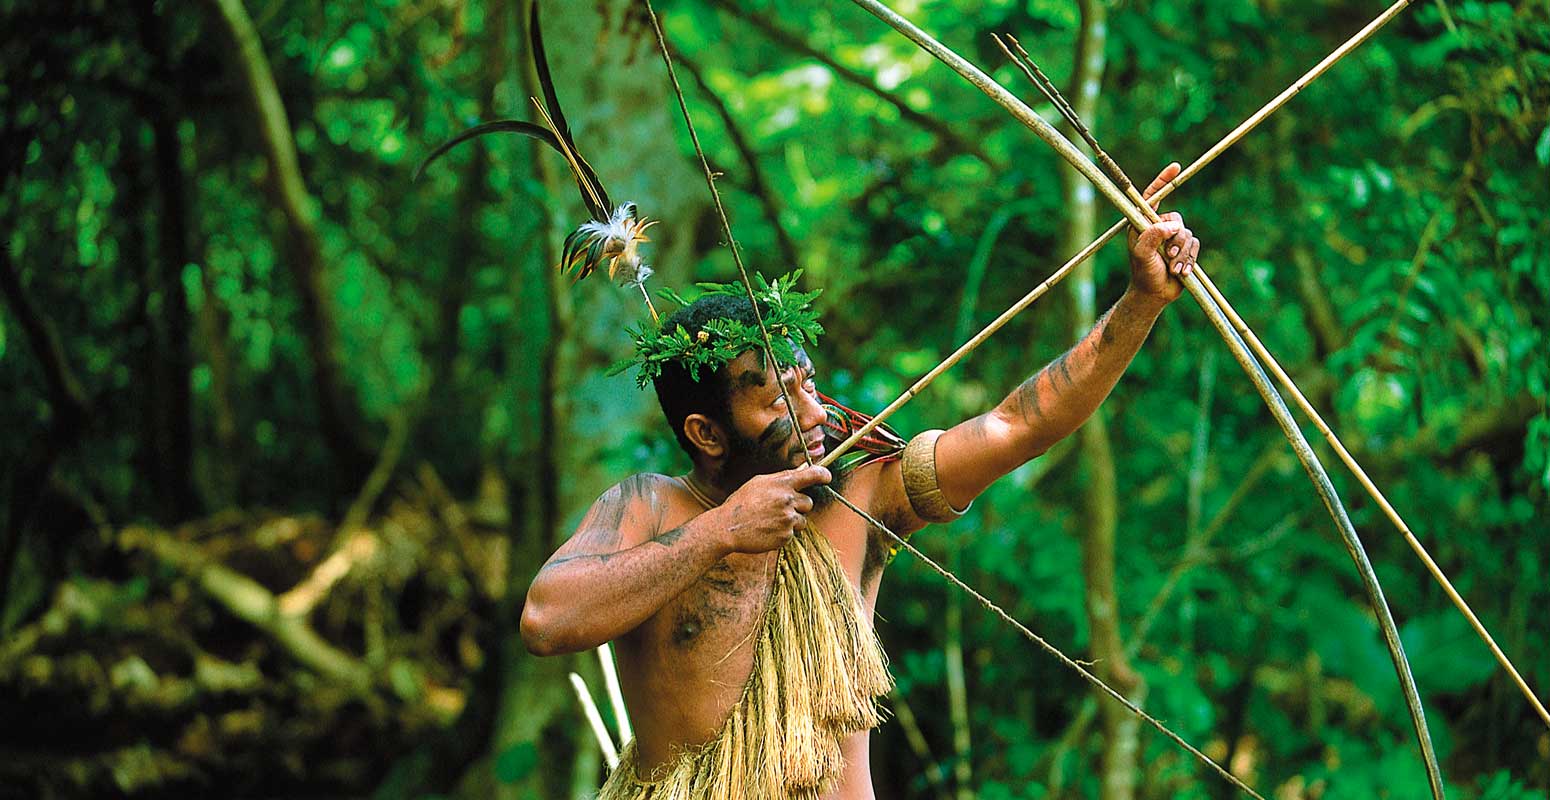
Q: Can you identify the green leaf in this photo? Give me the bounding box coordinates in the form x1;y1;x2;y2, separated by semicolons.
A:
1401;611;1496;695
494;742;539;784
1537;123;1550;167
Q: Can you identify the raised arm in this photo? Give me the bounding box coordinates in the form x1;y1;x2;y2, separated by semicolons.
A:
520;466;832;656
931;163;1199;511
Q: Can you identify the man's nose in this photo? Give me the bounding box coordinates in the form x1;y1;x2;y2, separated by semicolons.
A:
796;386;827;431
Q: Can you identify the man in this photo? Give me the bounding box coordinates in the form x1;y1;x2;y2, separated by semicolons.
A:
521;163;1200;799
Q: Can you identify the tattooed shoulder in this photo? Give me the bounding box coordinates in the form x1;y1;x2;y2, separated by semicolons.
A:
549;473;676;566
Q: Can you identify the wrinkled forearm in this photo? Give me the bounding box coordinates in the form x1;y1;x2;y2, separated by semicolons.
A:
520;508;731;656
937;288;1165;507
1001;288;1164;450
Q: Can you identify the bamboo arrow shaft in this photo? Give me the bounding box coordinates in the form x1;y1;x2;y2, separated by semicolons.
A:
845;1;1444;797
821;0;1411;468
818;231;1105;467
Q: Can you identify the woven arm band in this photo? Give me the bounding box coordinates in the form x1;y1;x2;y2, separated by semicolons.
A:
901;429;969;524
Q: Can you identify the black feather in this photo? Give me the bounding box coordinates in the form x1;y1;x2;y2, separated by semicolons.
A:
562;227;588;274
414;119;559;182
529;1;611;218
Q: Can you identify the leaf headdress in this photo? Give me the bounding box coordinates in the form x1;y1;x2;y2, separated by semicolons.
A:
611;271;823;388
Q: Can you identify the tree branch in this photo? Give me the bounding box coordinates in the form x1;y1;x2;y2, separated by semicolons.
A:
119;525;375;692
707;0;998;168
0;243;92;617
668;42;800;268
203;0;374;486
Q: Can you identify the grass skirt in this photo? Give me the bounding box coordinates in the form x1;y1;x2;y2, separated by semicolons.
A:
597;526;891;799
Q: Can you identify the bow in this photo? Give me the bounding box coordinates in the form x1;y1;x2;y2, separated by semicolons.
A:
823;0;1549;794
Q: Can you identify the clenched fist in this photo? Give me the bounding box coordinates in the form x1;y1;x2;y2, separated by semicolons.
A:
718;465;832;554
1127;162;1201;305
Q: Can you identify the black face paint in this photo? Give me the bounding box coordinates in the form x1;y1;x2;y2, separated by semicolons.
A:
720;417;796;488
717;415;846;512
756;415;793;450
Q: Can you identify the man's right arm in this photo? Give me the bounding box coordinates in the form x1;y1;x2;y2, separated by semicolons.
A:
520;475;728;656
519;466;831;656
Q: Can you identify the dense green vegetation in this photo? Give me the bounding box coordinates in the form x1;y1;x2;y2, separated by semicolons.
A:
1;0;1546;797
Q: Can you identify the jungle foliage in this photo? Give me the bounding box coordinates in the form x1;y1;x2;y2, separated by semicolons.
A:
1;0;1547;798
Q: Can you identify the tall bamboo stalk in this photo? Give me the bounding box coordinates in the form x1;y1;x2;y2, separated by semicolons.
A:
844;1;1445;797
597;642;634;745
820;0;1413;469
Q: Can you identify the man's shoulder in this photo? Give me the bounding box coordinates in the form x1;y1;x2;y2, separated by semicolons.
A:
839;454;926;537
604;472;683;503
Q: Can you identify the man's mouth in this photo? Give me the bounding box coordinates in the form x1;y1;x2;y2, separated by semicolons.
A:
804;430;826;460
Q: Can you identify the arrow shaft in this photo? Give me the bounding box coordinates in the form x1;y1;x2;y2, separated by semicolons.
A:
823;0;1411;467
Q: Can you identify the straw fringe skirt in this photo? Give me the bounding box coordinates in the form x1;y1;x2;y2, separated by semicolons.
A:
597;526;892;799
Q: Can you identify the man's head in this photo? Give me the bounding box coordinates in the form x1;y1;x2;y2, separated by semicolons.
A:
652;295;829;487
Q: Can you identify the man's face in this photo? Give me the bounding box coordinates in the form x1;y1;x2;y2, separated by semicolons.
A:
717;347;830;482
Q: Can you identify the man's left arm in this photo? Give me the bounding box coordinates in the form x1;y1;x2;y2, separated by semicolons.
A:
881;163;1200;525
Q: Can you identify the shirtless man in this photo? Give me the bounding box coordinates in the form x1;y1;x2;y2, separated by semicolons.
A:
521;164;1201;798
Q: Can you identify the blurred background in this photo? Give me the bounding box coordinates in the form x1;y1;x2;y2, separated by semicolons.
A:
1;0;1547;797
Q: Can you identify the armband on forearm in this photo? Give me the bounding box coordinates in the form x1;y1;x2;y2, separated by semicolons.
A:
901;429;970;524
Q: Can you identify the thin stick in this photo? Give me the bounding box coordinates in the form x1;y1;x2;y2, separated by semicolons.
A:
597;642;634;745
819;225;1105;468
821;0;1411;468
569;672;620;768
636;282;660;324
643;0;813;465
531;98;606;215
1002;36;1143;204
992;34;1070;124
845;2;1444;798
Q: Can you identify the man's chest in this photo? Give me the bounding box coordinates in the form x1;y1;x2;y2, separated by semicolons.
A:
646;502;885;655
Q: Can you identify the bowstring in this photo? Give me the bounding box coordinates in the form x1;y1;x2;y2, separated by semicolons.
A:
640;3;1264;798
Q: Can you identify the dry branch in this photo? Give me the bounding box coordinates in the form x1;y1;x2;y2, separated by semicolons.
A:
119;525;375;692
204;0;373;483
668;42;800;269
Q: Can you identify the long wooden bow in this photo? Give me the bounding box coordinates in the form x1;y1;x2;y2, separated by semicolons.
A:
836;0;1550;796
817;0;1548;740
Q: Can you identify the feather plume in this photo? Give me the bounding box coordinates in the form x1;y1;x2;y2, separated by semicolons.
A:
561;202;660;286
416;2;659;318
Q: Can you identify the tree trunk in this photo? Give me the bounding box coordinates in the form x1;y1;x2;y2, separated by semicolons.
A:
0;243;90;621
471;2;711;796
140;0;243;507
203;0;374;489
1059;3;1145;799
133;0;201;519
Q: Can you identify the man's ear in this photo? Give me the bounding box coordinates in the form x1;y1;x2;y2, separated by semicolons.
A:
683;414;726;459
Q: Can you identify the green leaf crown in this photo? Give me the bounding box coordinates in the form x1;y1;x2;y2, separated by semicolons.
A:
610;271;824;389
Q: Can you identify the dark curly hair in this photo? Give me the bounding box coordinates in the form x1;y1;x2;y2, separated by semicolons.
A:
652;293;771;458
